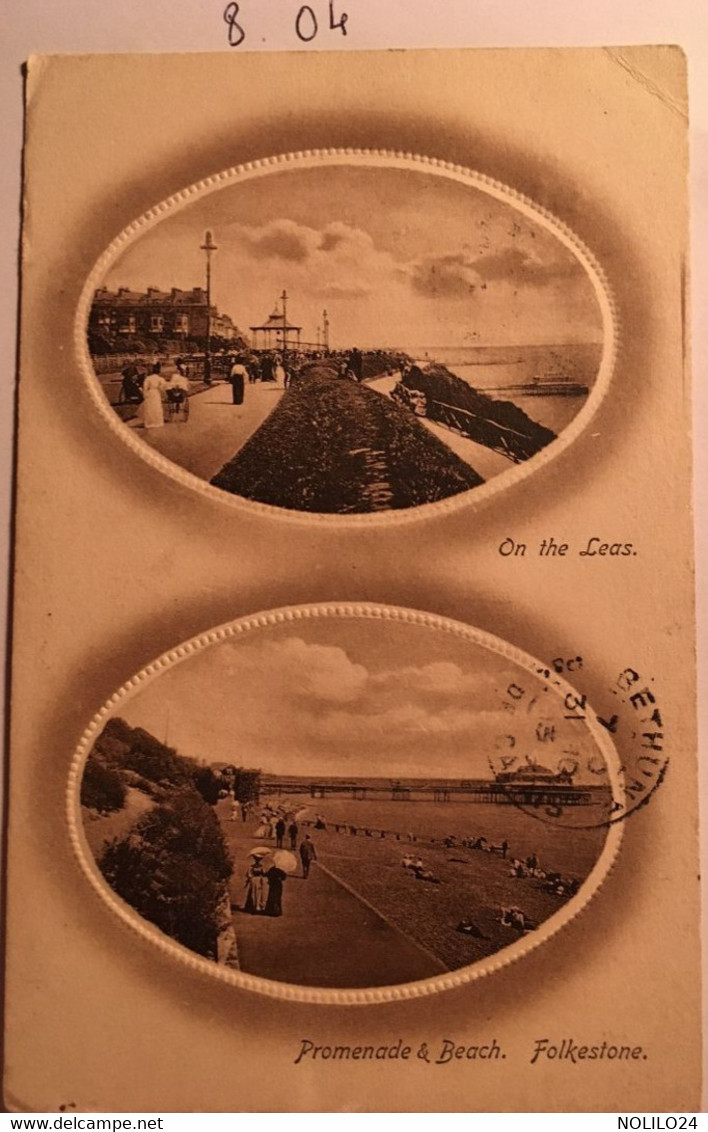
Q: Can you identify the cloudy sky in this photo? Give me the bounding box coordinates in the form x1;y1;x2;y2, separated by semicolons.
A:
116;617;607;782
104;165;603;350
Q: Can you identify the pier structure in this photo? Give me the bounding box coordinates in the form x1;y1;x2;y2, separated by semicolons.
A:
259;777;599;807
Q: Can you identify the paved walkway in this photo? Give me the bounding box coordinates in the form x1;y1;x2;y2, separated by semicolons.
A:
368;374;511;481
128;381;284;482
219;806;445;988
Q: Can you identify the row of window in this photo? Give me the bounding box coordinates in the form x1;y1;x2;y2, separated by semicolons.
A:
97;314;196;334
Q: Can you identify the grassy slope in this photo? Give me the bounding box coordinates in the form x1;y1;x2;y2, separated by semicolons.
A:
211;365;483;512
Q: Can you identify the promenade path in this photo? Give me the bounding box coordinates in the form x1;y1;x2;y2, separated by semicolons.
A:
218;804;446;989
367;374;511;481
128;381;284;482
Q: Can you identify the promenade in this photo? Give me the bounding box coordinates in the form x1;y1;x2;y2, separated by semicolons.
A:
218;802;446;988
129;380;284;482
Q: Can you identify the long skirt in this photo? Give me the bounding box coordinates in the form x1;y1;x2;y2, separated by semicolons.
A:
244;875;267;914
143;388;164;429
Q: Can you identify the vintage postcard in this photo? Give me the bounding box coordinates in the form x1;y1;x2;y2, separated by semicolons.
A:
4;47;699;1112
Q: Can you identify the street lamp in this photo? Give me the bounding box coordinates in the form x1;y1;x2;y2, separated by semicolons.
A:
200;229;218;385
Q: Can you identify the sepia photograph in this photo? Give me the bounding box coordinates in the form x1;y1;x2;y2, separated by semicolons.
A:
6;41;699;1112
81;151;614;517
74;606;620;998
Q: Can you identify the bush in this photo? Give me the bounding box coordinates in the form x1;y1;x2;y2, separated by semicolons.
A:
81;753;127;813
99;790;233;959
121;728;195;789
192;766;222;806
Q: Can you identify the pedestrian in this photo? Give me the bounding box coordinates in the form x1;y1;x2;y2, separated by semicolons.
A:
288;820;298;850
275;817;286;848
299;835;317;879
228;357;248;405
120;364;144;405
347;347;363;381
501;839;509;859
264;865;287;917
141;362;166;429
243;861;267;914
273;354;286;386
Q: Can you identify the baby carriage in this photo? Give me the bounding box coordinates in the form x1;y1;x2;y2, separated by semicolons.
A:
165;385;190;422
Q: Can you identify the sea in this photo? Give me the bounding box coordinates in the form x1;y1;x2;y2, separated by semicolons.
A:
409;342;603;435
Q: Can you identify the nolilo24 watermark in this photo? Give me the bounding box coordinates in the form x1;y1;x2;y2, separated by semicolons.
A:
617;1121;699;1130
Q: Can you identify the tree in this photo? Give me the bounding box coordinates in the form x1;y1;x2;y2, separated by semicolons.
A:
234;768;261;804
99;790;233;959
80;753;127;813
192;765;222;806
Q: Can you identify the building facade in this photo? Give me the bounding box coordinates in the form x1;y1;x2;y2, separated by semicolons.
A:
89;286;245;346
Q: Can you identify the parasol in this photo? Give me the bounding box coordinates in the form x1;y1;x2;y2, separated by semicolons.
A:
247;846;272;858
261;849;298;874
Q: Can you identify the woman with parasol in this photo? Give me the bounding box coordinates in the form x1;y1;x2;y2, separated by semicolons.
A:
262;849;298;918
243;848;270;914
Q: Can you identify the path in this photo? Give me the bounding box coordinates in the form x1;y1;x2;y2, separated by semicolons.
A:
368;374;512;481
128;381;284;482
219;806;446;988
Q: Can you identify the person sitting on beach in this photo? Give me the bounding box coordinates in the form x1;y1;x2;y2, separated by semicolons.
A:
416;869;441;884
500;906;537;934
456;917;487;939
443;835;457;848
509;858;526;878
314;814;327;830
471;836;487;850
401;854;415;870
411;857;425;876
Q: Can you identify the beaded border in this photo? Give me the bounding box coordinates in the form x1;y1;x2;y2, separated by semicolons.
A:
74;149;619;527
66;602;623;1005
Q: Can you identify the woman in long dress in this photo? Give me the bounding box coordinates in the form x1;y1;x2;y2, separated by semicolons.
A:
243;862;267;914
264;866;286;917
142;363;166;429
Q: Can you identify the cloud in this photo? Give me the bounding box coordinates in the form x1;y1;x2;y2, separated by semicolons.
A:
119;633;607;778
408;245;586;299
240;219;318;263
227;219;404;299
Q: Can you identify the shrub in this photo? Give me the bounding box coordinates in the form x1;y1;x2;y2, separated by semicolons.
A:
192;765;222;806
80;753;127;813
99;790;233;959
121;728;194;789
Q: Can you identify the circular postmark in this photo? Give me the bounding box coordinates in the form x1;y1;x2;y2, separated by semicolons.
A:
486;656;667;831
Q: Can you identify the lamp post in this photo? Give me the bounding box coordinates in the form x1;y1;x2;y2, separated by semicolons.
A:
200;230;218;385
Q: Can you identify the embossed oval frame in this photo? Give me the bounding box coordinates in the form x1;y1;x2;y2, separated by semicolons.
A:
76;150;618;525
68;603;623;1005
